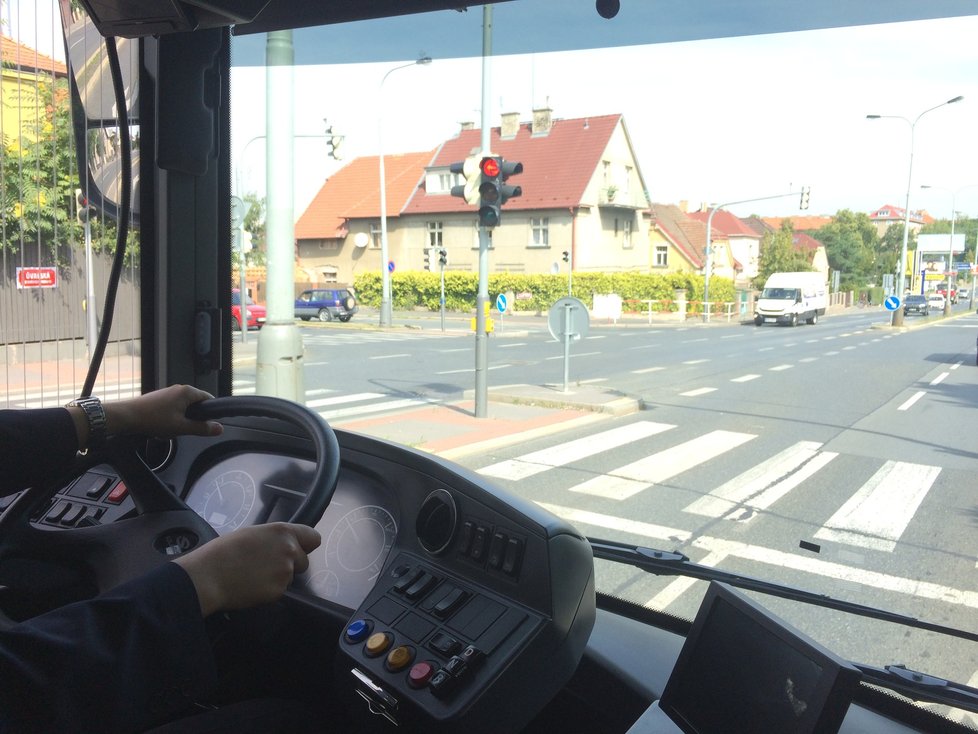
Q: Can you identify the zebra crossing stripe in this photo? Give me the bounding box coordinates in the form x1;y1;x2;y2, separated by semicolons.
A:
478;421;676;481
814;460;941;552
568;430;755;501
684;441;837;521
319;397;429;422
306;392;385;408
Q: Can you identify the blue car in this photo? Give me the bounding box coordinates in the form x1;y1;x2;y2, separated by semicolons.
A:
295;288;358;322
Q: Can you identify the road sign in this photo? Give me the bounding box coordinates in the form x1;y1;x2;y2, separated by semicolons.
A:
387;260;395;273
16;267;58;289
884;295;901;311
547;296;589;341
495;293;507;313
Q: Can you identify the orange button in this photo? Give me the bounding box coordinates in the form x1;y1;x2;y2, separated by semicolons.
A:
386;645;414;672
365;632;393;657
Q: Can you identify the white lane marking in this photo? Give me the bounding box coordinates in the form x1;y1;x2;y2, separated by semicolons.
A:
645;550;729;611
799;357;818;363
369;353;410;360
545;352;602;360
306;392;385;408
770;364;793;371
478;420;676;481
951;361;963;370
579;378;609;385
814;461;941;552
437;364;512;374
684;442;838;521
679;387;717;397
540;503;978;610
824;351;840;356
731;374;760;382
683;359;709;364
569;430;755;500
930;372;949;385
632;366;665;374
497;342;526;348
898;391;927;411
320;397;430;422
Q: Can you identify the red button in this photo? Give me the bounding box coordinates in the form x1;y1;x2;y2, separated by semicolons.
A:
106;481;128;504
408;661;436;689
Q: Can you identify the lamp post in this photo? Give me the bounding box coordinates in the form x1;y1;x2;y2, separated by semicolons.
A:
378;55;432;327
866;95;963;326
920;183;978;314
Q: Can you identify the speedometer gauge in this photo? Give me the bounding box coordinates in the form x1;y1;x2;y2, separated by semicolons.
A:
187;469;257;533
324;505;397;583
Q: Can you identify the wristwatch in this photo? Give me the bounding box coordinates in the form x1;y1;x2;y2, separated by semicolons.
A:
67;396;108;449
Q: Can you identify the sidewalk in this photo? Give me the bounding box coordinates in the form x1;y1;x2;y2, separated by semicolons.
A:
334;382;641;460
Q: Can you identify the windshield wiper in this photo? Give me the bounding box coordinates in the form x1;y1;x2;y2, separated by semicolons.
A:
588;537;978;644
854;663;978;711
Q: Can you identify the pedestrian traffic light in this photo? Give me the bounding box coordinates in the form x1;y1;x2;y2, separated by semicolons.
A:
562;251;569;262
75;189;95;224
438;248;447;267
799;186;810;210
423;247;431;271
450;155;482;206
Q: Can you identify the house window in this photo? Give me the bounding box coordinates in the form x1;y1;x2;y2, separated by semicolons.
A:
530;218;549;248
622;219;632;249
624;165;632;196
427;221;443;249
370;223;381;249
655;244;668;267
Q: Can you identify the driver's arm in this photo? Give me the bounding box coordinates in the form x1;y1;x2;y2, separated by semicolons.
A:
0;385;221;494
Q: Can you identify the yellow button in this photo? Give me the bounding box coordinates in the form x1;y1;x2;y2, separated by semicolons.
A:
365;632;392;657
386;645;415;672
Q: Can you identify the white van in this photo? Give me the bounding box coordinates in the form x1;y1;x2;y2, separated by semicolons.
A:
754;272;827;326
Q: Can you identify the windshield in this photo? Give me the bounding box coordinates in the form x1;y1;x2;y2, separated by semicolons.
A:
7;0;978;725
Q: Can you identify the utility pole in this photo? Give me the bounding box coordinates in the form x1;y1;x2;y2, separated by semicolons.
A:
474;4;492;418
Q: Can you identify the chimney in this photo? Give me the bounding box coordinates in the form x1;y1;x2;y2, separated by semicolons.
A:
531;107;553;136
500;111;520;139
678;200;688;213
459;121;475;131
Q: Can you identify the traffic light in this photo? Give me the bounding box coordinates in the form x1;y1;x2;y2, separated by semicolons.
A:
75;189;95;224
799;186;810;210
562;251;569;263
325;122;343;160
477;156;524;227
423;247;432;271
449;155;482;205
438;248;447;267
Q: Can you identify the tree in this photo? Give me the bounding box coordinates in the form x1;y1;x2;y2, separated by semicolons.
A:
813;209;878;289
755;221;811;286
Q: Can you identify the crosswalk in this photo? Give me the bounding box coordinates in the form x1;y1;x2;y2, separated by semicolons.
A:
477;418;946;557
300;329;463;348
231;381;435;423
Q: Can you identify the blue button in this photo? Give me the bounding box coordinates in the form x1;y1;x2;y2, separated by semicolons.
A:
346;619;371;642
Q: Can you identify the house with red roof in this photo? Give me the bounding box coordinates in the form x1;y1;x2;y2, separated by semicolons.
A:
868;204;932;237
1;36;68;147
685;207;760;287
294;109;651;283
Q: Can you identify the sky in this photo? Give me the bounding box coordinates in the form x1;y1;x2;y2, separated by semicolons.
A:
229;12;978;221
13;0;978;222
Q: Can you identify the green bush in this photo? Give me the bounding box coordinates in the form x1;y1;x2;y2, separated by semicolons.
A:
352;271;737;315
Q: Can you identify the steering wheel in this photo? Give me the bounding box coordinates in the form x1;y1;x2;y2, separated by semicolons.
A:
0;395;340;604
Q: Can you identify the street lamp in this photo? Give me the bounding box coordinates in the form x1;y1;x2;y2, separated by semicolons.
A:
920;183;978;314
378;55;432;327
866;95;963;326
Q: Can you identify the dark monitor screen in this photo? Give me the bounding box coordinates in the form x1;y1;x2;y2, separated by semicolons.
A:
659;582;861;734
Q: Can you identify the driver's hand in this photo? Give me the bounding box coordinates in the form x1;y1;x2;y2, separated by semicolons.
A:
107;384;223;439
174;523;322;617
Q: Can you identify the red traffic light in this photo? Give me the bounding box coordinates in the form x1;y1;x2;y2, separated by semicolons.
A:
480;157;500;177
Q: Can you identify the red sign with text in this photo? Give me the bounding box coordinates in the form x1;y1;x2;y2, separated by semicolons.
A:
16;267;58;289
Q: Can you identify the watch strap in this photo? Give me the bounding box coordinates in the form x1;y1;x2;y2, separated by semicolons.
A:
67;396;107;449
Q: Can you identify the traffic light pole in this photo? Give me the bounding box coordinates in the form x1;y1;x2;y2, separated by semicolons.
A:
474;4;492;418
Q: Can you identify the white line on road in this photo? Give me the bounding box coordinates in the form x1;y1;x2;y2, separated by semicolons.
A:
540;502;978;610
730;374;760;382
568;430;755;500
814;460;941;552
769;364;793;371
930;372;949;385
322;397;431;422
632;366;665;374
306;392;385;408
369;353;410;360
898;391;927;411
679;387;717;397
478;420;676;481
683;359;709;365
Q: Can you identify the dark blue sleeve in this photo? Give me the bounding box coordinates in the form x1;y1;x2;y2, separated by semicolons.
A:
0;562;217;734
0;408;78;495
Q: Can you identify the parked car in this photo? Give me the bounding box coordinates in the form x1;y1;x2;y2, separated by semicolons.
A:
902;294;929;317
295;288;358;322
927;292;946;311
231;289;266;330
958;287;969;300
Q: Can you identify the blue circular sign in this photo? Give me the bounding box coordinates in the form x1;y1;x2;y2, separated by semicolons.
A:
496;293;508;313
884;295;901;311
387;260;395;273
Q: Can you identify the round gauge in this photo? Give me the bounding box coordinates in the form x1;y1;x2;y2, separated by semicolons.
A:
187;469;257;533
324;505;397;582
306;569;340;598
